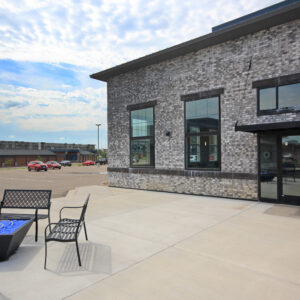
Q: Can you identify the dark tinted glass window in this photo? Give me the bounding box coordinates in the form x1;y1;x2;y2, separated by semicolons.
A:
258;83;300;113
259;88;276;110
185;96;220;170
130;107;154;167
131;107;154;137
186;135;219;169
278;83;300;109
131;138;154;166
186;97;219;133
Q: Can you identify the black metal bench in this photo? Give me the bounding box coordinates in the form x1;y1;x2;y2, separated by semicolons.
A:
0;189;51;242
44;194;89;269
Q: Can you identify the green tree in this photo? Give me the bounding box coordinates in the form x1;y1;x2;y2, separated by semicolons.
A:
98;149;107;158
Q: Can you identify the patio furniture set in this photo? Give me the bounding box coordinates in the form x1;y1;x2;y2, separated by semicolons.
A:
0;189;89;268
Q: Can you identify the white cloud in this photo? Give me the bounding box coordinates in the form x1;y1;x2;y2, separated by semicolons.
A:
0;0;281;145
0;0;281;69
61;84;72;89
0;85;107;132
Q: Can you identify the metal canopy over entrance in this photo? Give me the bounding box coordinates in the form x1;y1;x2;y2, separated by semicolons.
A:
235;121;300;133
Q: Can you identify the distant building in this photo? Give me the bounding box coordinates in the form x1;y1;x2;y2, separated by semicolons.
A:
0;141;97;167
91;1;300;205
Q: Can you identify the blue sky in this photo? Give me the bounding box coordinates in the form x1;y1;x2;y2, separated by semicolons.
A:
0;0;280;148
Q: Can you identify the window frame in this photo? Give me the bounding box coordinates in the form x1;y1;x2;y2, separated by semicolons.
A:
184;95;221;171
254;73;300;116
129;105;155;168
257;83;300;115
257;86;277;113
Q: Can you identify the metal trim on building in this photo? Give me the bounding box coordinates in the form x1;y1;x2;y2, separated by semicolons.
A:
108;167;257;180
235;121;300;133
180;88;224;102
127;100;157;111
252;72;300;88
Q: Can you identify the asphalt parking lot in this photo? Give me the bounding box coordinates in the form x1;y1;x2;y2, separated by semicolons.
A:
0;165;108;198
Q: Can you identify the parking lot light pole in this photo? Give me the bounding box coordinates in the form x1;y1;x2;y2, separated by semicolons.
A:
96;123;101;158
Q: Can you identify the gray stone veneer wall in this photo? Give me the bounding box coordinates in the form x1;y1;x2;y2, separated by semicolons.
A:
106;19;300;200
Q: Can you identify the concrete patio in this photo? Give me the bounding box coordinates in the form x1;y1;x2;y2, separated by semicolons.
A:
0;186;299;300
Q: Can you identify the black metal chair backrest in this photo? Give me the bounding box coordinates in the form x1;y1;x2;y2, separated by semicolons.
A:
1;189;51;209
75;194;90;236
80;195;89;220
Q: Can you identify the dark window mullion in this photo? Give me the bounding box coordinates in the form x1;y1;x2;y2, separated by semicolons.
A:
276;86;279;110
258;87;261;111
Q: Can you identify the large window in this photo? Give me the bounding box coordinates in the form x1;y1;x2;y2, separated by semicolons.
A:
258;83;300;114
185;96;220;169
130;107;154;167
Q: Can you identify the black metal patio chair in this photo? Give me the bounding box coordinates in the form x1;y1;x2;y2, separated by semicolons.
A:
44;194;90;269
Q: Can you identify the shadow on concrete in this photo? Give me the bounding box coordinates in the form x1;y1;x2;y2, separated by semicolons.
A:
0;292;11;300
0;235;43;272
52;242;112;275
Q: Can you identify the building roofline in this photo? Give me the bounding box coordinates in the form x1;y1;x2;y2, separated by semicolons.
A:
212;0;299;32
0;149;56;156
90;1;300;82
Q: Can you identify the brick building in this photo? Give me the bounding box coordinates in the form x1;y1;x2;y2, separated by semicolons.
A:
91;1;300;205
0;141;96;167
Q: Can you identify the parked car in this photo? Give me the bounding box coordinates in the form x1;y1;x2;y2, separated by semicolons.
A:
46;161;61;169
28;161;48;172
96;158;107;165
60;160;72;167
82;160;95;166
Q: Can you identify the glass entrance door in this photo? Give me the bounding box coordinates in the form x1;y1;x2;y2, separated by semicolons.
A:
259;133;300;205
259;135;278;200
281;135;300;204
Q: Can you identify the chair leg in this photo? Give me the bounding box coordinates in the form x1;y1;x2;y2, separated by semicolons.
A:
35;220;38;242
35;210;38;242
48;214;51;232
75;240;81;266
44;241;47;269
83;222;88;241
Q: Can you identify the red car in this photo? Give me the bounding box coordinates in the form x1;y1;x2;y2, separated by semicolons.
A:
82;160;95;166
28;161;48;172
46;161;61;169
